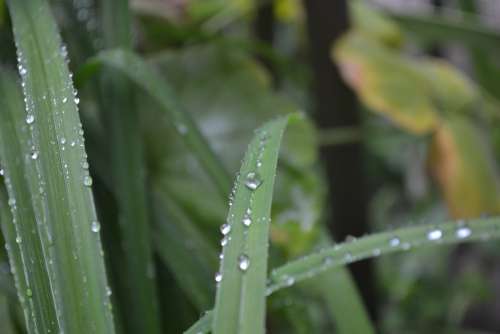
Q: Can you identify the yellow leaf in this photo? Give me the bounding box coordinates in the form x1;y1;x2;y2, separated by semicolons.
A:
429;117;500;218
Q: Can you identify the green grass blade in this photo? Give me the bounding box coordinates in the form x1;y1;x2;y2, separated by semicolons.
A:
99;1;161;333
213;115;293;334
79;49;232;198
389;12;500;51
302;233;374;334
0;70;58;333
6;0;115;332
184;311;212;334
268;217;500;293
187;216;500;333
153;186;218;310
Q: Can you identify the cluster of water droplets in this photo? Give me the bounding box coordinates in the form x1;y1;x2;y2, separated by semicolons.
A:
215;131;271;284
267;221;482;295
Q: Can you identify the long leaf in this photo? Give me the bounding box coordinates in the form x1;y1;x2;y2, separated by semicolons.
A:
389;12;500;51
78;49;232;198
6;0;115;332
153;185;218;310
0;70;58;333
187;216;500;333
212;115;292;334
99;1;161;333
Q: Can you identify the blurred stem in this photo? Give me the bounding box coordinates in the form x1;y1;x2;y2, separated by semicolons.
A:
100;1;161;333
302;0;376;320
318;127;361;147
253;0;277;83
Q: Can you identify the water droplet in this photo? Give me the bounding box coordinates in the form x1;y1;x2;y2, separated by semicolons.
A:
83;175;93;187
91;221;100;233
219;253;224;260
31;151;39;160
245;172;262;191
15;236;22;244
372;248;381;256
220;236;230;247
456;227;471;239
389;237;400;247
215;272;222;283
427;229;443;241
62;97;68;104
176;123;188;135
74;97;80;105
26;114;34;124
82;161;89;170
238;254;250;271
242;214;252;227
60;137;66;145
0;169;4;176
106;286;112;296
220;223;231;236
284;276;294;286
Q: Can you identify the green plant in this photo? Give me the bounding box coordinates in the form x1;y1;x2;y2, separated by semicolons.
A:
1;0;500;333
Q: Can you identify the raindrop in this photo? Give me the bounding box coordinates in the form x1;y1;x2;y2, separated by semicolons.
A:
389;237;400;247
456;227;471;239
176;123;188;135
106;286;112;296
15;236;22;244
238;254;250;271
83;175;93;187
245;172;262;191
427;229;443;241
74;97;80;105
91;221;100;233
60;137;66;145
62;97;68;104
372;248;381;257
219;253;224;260
220;236;230;247
82;161;89;170
220;223;231;236
242;214;252;227
215;272;222;283
26;114;35;124
31;151;39;160
0;169;4;176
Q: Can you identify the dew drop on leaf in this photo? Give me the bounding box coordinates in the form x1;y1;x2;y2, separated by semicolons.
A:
456;227;471;239
389;237;400;247
245;172;262;191
26;114;34;124
83;175;93;187
91;221;101;233
427;229;443;241
215;272;222;283
220;223;231;236
238;254;250;271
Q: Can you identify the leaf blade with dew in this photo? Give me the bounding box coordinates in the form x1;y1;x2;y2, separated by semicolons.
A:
99;1;161;332
187;216;500;333
0;69;58;333
78;49;232;198
6;0;115;332
213;115;293;334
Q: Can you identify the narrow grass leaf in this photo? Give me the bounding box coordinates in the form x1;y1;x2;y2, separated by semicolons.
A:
184;311;213;334
153;185;218;310
99;1;161;333
79;49;232;198
389;12;500;51
0;70;58;333
268;217;500;293
6;0;115;332
213;115;293;334
187;216;500;333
